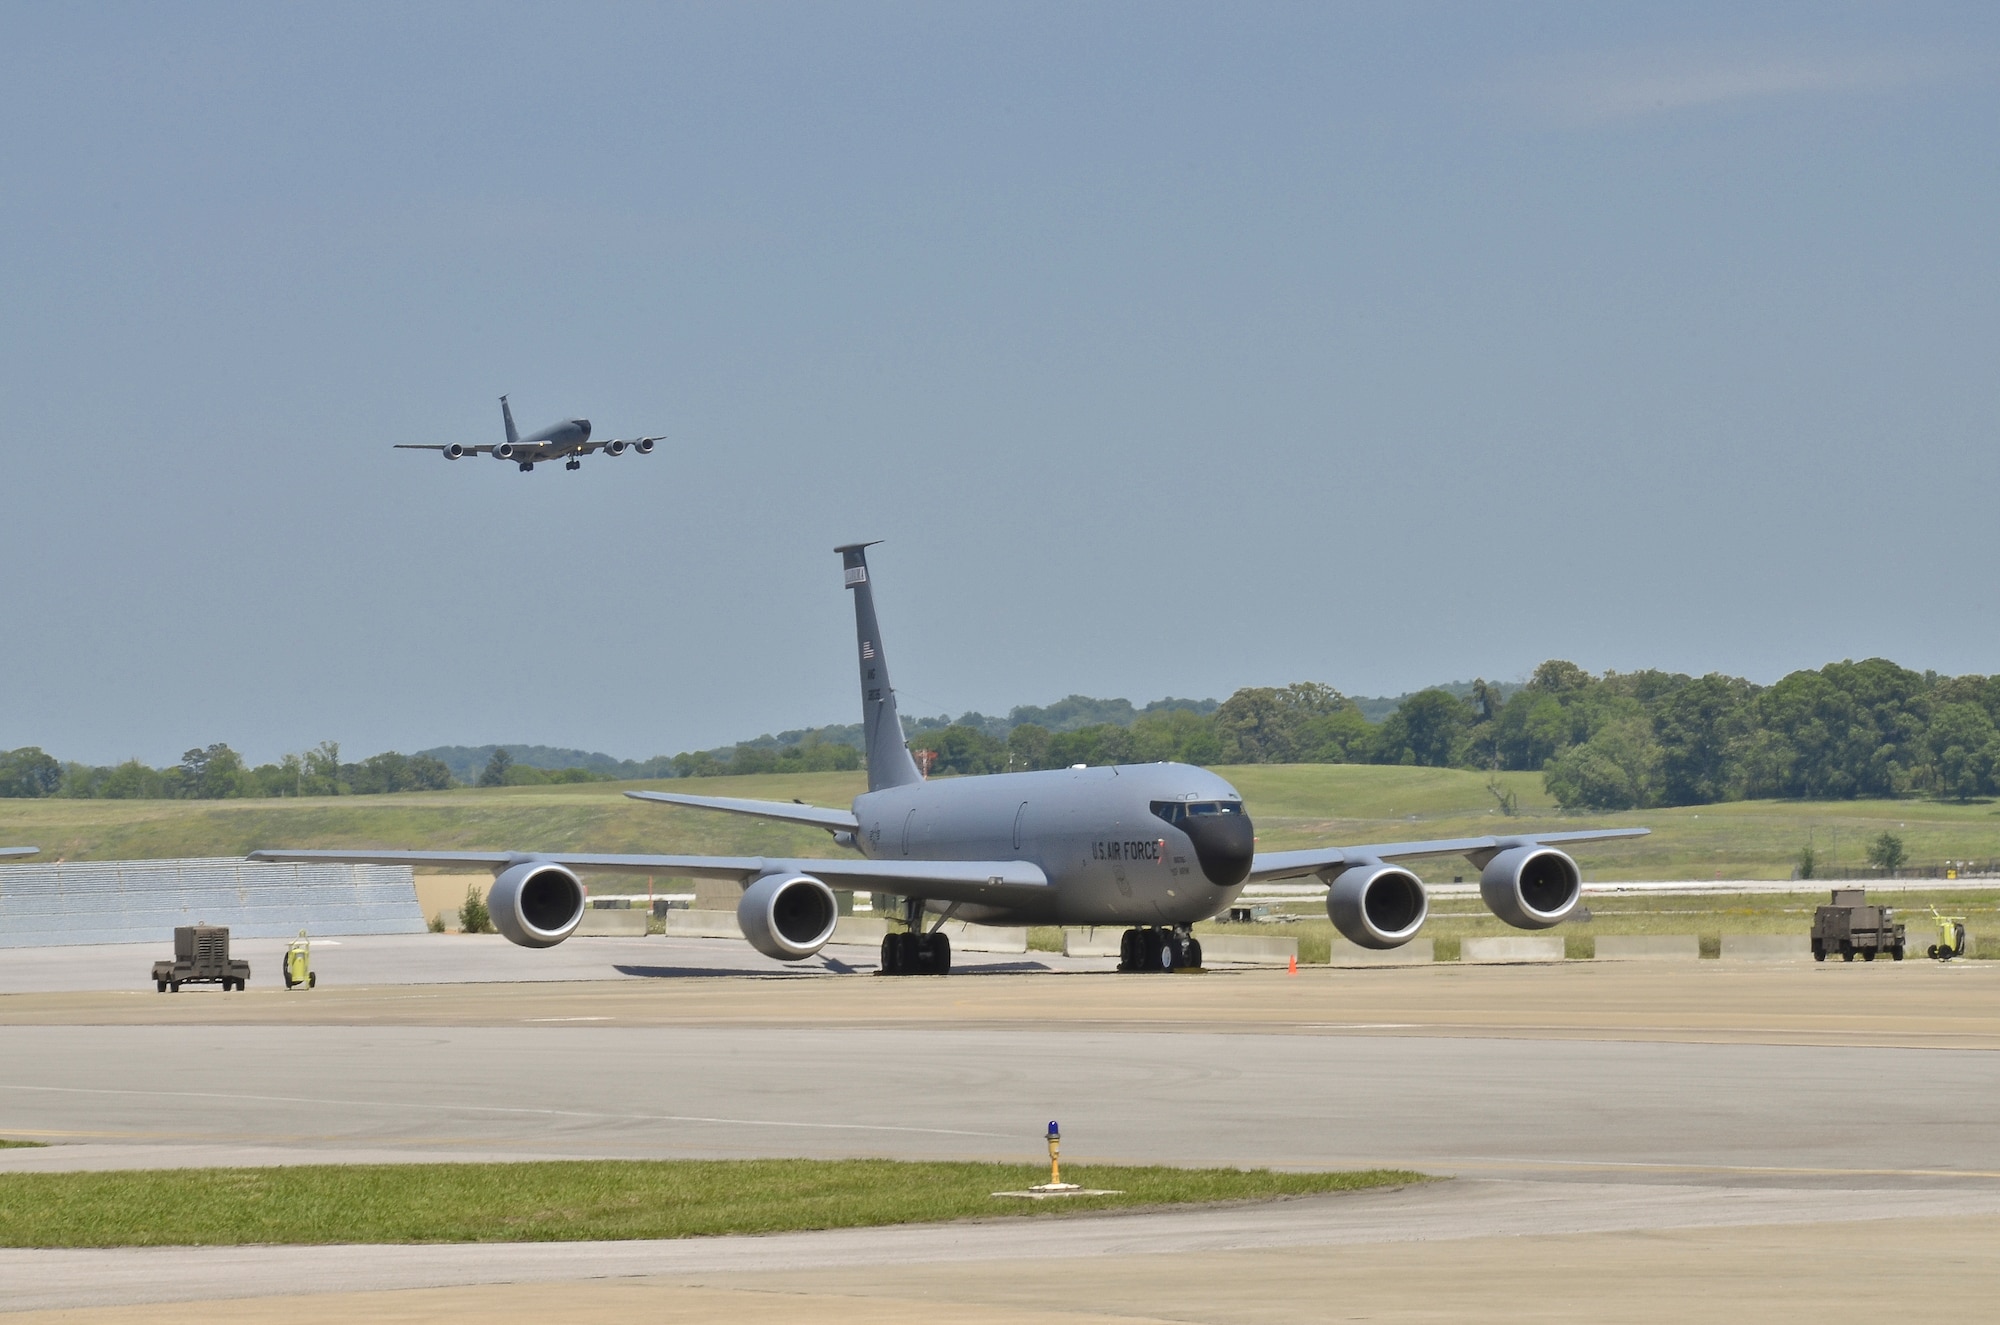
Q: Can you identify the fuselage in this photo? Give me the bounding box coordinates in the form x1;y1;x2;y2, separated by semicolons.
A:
501;418;591;461
851;762;1254;927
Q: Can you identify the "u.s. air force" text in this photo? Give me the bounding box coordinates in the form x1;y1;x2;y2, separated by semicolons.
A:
1092;840;1161;862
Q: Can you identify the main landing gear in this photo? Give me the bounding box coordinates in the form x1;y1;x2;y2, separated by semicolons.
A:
517;461;535;472
1119;926;1202;972
879;896;952;976
879;929;951;975
565;459;582;470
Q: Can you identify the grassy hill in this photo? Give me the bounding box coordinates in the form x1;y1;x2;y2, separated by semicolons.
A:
4;764;1999;882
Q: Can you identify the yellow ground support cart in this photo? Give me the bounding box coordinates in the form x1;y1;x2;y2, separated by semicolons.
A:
283;930;316;989
1926;907;1968;961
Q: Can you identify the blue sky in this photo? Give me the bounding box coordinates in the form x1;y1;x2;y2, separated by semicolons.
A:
3;3;1996;765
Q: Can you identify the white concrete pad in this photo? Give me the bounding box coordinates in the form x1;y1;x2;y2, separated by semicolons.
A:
830;918;1027;954
1328;937;1433;966
1460;935;1566;963
1064;927;1123;958
1722;934;1813;961
1595;934;1700;961
575;909;648;937
1198;934;1297;965
662;910;741;939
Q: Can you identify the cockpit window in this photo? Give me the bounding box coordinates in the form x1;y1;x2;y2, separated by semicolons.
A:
1151;799;1243;827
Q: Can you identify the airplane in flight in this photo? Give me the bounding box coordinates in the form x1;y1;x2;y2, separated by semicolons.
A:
253;546;1645;975
396;396;665;472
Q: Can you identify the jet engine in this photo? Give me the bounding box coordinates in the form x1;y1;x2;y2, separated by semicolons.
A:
442;442;465;460
487;861;587;948
737;872;840;961
495;442;516;460
603;439;627;456
1479;846;1582;930
1326;863;1428;949
634;437;656;454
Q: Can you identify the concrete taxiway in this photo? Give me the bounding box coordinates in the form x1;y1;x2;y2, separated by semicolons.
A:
2;949;1998;1318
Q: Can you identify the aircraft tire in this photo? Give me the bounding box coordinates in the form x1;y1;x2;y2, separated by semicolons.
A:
926;932;951;975
898;931;921;974
1118;929;1138;971
1157;937;1177;971
879;933;900;975
1185;938;1203;969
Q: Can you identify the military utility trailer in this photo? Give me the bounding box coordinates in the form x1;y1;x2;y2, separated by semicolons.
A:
152;925;251;992
1811;887;1905;962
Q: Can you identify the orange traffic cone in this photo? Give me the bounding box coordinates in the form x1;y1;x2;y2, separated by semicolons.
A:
1287;954;1298;976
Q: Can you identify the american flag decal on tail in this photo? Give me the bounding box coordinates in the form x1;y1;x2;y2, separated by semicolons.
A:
862;641;876;659
844;566;868;586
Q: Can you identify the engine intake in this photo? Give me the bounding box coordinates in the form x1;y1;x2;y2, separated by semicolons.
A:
442;442;465;460
634;437;656;454
1326;863;1428;949
603;439;627;456
488;861;586;948
1479;846;1581;930
737;872;839;961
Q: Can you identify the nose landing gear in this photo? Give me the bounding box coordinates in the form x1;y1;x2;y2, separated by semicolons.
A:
1118;926;1202;972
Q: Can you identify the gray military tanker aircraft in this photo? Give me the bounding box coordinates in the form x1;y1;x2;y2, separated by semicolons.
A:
395;396;664;472
252;545;1644;975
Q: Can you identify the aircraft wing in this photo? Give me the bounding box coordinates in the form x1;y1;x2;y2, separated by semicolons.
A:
394;444;499;454
246;849;1050;907
1247;828;1649;884
625;790;859;832
0;847;38;859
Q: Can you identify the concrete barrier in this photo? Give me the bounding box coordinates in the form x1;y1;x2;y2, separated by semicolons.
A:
1197;934;1298;965
1594;934;1699;961
1460;935;1566;964
1328;937;1434;966
576;908;649;937
827;917;1027;953
1721;933;1813;961
1064;927;1124;958
662;910;741;939
832;916;888;945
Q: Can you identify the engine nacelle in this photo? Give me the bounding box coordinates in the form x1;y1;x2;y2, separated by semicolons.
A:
634;437;656;454
603;439;627;456
495;442;516;460
737;872;839;961
487;861;586;948
1326;863;1428;949
1479;846;1582;930
442;442;465;460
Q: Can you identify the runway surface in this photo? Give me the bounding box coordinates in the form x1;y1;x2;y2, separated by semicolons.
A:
2;950;1998;1318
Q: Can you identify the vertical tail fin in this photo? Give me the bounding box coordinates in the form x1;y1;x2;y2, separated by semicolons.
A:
500;395;520;446
837;543;923;792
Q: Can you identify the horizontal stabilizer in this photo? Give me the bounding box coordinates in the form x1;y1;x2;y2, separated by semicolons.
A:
625;790;859;832
0;846;39;859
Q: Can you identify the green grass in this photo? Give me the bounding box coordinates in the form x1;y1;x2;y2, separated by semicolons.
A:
0;1140;44;1149
7;763;2000;886
0;1160;1422;1248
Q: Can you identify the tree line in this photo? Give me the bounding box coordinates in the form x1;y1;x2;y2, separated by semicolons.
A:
0;741;621;801
6;657;1996;808
894;658;2000;810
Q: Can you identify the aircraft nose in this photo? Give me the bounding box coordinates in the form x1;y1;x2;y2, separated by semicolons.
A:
1185;813;1254;888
